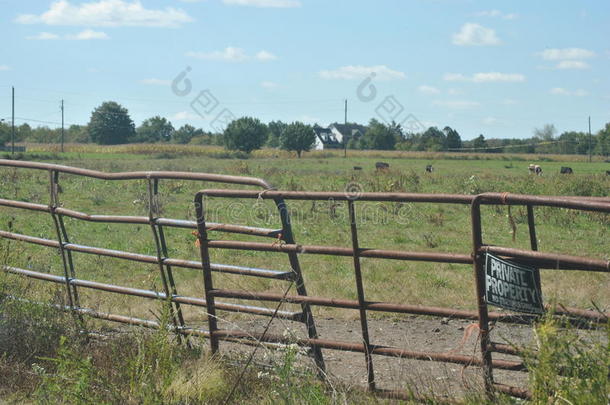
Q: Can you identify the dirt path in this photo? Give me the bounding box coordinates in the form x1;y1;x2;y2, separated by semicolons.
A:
217;315;535;399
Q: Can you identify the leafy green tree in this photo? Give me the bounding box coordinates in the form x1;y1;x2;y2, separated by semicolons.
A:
0;121;10;146
223;117;268;153
173;124;198;144
420;127;446;151
267;120;287;148
360;119;397;150
473;134;488;150
558;131;589;155
443;126;462;150
279;121;316;157
594;122;610;156
88;101;135;145
134;116;174;143
66;124;90;143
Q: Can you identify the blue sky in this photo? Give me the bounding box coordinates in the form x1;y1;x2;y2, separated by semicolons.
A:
1;0;609;139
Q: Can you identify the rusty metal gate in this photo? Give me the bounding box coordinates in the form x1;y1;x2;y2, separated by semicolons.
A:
1;160;608;401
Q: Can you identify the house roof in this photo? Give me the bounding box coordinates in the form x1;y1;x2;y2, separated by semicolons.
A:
330;123;368;136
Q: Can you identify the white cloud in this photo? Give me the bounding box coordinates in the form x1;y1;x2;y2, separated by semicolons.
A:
16;0;193;28
255;50;277;61
261;81;278;89
556;60;589;70
443;72;525;83
223;0;301;7
26;32;60;40
26;29;108;40
550;87;588;96
452;23;500;46
482;117;498;125
186;47;248;62
418;85;440;95
447;88;462;95
0;65;10;71
186;47;276;62
67;29;108;39
140;78;170;86
171;111;202;120
475;10;518;20
540;48;595;60
433;100;480;109
319;65;405;80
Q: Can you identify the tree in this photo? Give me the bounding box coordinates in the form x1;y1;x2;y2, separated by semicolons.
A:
88;101;135;145
0;121;9;146
360;119;397;150
134;116;174;143
443;126;462;150
66;124;90;143
473;134;488;150
172;124;198;144
267;120;287;148
279;121;316;157
594;122;610;156
223;117;268;153
420;127;446;151
533;124;557;141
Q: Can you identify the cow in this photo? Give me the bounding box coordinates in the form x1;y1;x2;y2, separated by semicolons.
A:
560;166;573;174
375;162;390;171
534;165;543;176
353;166;362;171
528;164;536;174
425;164;433;173
606;170;610;176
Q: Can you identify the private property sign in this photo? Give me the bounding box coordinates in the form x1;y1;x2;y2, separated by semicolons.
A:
485;253;544;314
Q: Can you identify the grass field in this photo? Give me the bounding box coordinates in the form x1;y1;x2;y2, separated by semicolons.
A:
0;145;608;403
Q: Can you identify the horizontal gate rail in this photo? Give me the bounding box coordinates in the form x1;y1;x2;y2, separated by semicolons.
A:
0;159;273;188
0;230;294;280
2;265;303;320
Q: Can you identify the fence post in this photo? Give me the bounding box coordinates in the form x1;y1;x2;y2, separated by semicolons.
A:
470;195;494;397
48;170;78;312
347;200;375;391
146;178;185;341
194;192;220;353
272;196;326;375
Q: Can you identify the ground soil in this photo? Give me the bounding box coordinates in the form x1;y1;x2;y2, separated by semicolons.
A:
214;314;539;400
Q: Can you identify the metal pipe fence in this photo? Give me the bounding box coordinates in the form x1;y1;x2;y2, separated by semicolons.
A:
1;160;608;401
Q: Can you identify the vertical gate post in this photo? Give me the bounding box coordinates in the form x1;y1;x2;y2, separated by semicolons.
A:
146;178;185;341
48;170;77;311
272;197;326;375
526;205;542;290
347;200;375;391
194;192;220;353
470;195;494;397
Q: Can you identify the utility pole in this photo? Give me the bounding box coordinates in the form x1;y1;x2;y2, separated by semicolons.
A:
61;99;65;153
343;99;347;158
589;115;591;163
11;86;15;156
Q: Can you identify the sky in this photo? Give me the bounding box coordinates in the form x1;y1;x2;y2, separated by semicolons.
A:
1;0;609;140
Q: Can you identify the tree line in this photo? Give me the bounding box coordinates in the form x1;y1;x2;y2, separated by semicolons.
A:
2;101;609;156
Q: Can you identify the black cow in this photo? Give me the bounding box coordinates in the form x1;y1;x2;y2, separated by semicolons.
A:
425;164;433;173
560;166;573;174
606;170;610;176
375;162;390;171
353;166;362;171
